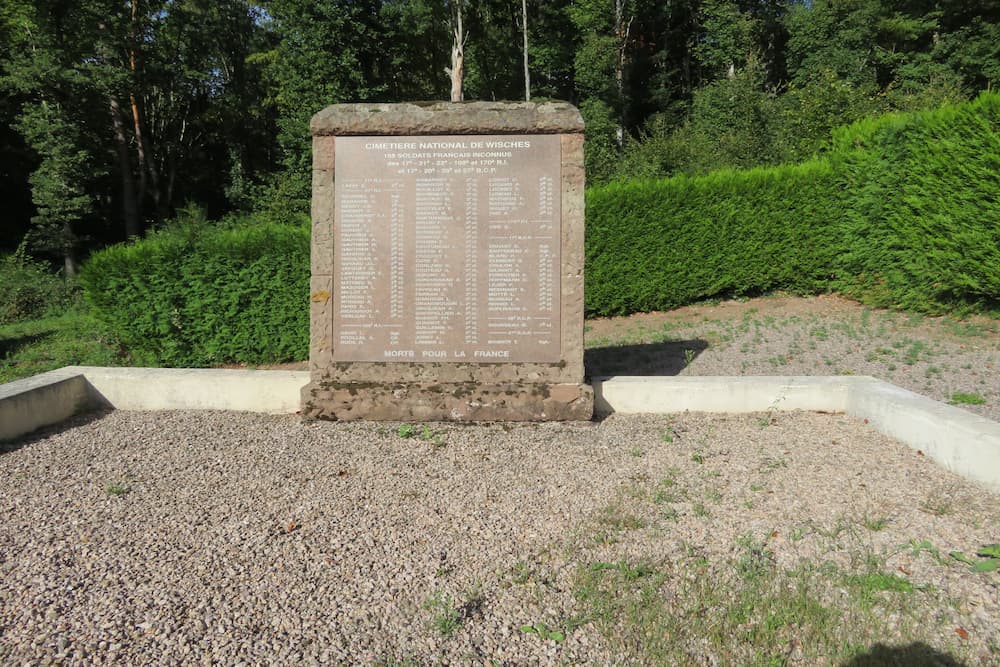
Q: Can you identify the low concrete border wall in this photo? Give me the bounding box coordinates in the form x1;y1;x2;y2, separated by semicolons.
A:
2;368;998;492
592;375;854;416
0;366;309;442
594;375;1000;493
76;366;309;413
0;368;93;441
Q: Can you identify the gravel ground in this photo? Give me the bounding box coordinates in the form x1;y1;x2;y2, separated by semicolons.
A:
585;293;1000;423
1;409;998;664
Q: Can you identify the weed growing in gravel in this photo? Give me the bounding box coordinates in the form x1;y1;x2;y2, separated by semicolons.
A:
755;393;786;428
375;657;419;667
569;539;962;667
813;517;857;542
653;472;686;506
397;423;446;447
660;421;677;443
810;326;829;341
862;515;889;532
902;340;927;365
510;560;534;585
519;621;565;642
920;488;956;517
845;570;915;604
944;320;999;338
423;591;462;637
104;482;130;497
950;545;1000;573
760;456;788;472
660;506;679;521
595;503;646;531
899;539;944;564
949;392;986;406
735;535;775;581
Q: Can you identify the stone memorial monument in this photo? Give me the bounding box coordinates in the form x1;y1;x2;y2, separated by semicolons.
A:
301;101;593;421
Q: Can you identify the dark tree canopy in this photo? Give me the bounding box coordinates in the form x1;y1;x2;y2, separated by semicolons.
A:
0;0;997;265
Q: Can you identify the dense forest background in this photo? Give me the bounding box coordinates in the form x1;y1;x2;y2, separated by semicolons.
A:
2;0;999;273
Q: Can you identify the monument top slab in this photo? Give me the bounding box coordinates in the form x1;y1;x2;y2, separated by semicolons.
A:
311;101;584;136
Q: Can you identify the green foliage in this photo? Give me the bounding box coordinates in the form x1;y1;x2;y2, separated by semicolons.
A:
777;69;882;163
677;67;786;173
588;92;1000;318
14;102;94;261
519;622;565;642
586;160;841;316
0;310;124;384
0;248;77;324
949;392;986;406
831;92;1000;313
81;219;309;366
579;98;622;185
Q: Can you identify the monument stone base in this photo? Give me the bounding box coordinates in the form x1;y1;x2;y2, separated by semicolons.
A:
301;381;593;421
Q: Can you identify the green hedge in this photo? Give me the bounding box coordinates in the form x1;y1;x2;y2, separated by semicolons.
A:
586;161;842;316
81;222;309;366
587;91;1000;317
82;94;999;367
831;94;1000;312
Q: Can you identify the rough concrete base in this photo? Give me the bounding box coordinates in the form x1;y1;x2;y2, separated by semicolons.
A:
301;381;594;421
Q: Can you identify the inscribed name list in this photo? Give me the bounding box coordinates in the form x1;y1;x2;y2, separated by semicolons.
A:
332;134;561;363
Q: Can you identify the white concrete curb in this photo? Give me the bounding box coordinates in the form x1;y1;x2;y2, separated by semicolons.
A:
592;375;1000;493
1;368;998;492
0;366;309;442
0;368;92;442
593;375;854;416
72;366;310;413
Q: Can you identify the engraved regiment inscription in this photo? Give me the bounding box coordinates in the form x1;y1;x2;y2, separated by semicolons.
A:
333;134;561;363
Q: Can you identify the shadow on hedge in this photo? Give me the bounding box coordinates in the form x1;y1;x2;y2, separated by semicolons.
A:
585;339;709;376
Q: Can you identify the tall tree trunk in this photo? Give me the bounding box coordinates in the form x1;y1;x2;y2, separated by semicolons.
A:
613;0;632;147
448;1;465;102
522;0;530;101
127;0;163;222
110;98;141;239
62;222;77;277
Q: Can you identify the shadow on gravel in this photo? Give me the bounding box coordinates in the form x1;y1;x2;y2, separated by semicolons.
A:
841;641;965;667
0;408;113;455
585;338;709;376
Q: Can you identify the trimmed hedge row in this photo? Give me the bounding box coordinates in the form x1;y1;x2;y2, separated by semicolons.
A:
83;93;998;366
586;161;842;315
81;223;309;366
831;93;1000;312
587;91;1000;317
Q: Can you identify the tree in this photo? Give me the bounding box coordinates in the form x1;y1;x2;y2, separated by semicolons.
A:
522;0;530;100
1;0;112;268
447;0;468;101
15;103;95;275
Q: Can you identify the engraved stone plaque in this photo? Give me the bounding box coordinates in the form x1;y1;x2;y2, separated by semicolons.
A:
332;134;561;363
304;101;592;421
